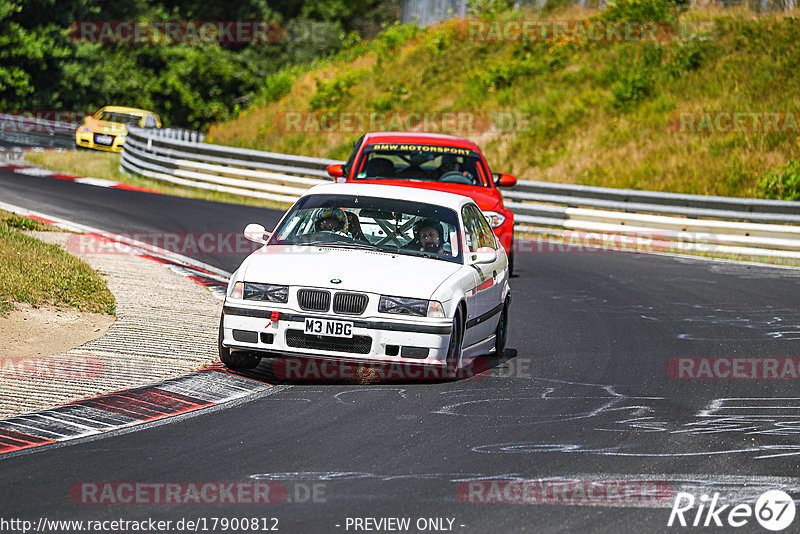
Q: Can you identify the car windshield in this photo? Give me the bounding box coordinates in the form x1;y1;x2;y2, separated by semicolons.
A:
95;112;141;125
270;194;462;264
353;144;489;186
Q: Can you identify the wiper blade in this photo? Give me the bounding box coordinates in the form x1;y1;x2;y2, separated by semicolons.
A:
391;248;441;260
324;241;379;250
297;238;380;250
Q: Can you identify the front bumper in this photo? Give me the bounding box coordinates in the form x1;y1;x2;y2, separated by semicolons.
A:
75;131;126;152
220;303;453;366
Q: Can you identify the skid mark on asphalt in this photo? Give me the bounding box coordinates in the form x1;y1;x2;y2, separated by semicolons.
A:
699;398;800;419
472;442;800;459
538;287;800;340
599;398;800;438
334;388;409;404
433;378;653;424
431;378;800;460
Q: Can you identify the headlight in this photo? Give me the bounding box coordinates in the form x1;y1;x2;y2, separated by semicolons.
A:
230;281;243;299
78;126;91;133
427;300;446;318
243;282;288;303
483;211;506;228
379;296;444;317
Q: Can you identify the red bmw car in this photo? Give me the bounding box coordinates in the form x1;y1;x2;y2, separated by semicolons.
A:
326;132;518;274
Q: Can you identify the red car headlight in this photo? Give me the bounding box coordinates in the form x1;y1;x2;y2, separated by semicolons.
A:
482;211;506;229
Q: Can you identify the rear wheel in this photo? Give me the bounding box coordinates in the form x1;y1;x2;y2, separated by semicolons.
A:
445;308;464;378
218;315;261;370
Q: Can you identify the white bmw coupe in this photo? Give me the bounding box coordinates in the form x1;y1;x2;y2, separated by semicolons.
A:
219;183;511;377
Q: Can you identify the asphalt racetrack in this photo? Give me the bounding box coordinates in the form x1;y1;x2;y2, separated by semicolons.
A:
2;168;800;533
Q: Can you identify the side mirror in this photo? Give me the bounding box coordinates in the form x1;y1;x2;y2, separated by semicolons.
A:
244;223;271;244
327;163;344;179
471;247;497;264
494;173;517;188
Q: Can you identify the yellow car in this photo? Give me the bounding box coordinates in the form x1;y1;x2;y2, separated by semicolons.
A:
75;106;162;152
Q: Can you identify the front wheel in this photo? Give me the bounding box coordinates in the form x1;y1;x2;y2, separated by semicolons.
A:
218;315;261;370
445;308;464;378
494;302;509;357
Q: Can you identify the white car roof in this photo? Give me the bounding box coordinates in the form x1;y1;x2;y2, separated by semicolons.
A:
302;183;475;211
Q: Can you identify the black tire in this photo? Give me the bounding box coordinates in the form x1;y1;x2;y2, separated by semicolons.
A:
508;243;515;277
445;308;464;378
218;316;261;370
494;302;508;357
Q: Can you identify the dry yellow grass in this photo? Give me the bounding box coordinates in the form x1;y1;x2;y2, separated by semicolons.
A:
205;5;800;198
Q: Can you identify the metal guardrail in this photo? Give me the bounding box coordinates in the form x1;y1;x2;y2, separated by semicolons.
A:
0;114;205;150
0;113;80;149
150;127;206;143
121;126;333;203
120;127;800;259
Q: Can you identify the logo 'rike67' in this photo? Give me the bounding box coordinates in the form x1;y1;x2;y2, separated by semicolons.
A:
668;490;796;531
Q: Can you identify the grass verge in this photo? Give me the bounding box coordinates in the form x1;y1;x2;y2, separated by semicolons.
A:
0;209;116;317
24;151;294;211
208;3;800;199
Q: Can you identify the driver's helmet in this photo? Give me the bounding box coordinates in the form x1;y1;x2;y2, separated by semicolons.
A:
413;218;444;243
314;207;349;233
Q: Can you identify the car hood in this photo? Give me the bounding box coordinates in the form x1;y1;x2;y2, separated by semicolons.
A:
347;179;505;211
84;117;129;134
241;246;461;299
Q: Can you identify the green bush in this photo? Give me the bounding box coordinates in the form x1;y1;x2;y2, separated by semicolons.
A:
756;161;800;200
374;22;420;64
597;0;676;23
607;45;661;109
469;0;515;16
309;73;358;110
611;68;652;109
372;82;408;111
665;39;712;77
475;60;542;91
259;71;296;105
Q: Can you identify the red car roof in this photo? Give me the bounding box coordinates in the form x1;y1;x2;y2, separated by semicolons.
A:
362;132;479;151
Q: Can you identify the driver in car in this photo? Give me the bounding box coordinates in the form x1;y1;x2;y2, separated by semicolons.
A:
314;207;349;234
437;154;462;177
404;219;449;255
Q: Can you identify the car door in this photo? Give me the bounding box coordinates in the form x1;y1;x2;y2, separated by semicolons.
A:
462;204;505;343
457;207;482;348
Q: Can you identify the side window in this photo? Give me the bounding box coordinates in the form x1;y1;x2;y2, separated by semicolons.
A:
467;205;496;249
343;135;364;178
461;206;480;253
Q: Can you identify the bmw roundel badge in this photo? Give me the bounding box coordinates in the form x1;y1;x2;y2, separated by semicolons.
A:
331;278;342;284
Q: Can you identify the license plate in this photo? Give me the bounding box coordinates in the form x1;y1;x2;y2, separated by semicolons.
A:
304;318;353;338
95;134;113;145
